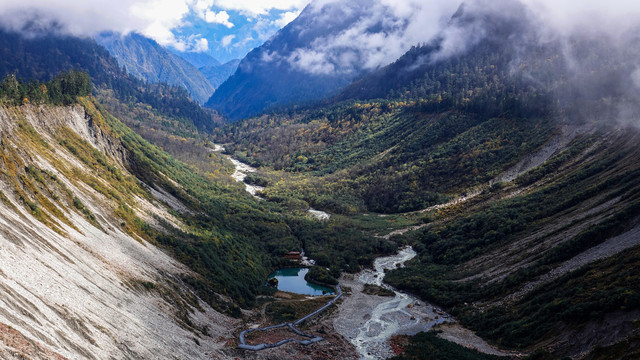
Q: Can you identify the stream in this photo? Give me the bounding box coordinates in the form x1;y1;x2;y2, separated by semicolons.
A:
212;144;331;219
337;247;452;359
228;158;265;197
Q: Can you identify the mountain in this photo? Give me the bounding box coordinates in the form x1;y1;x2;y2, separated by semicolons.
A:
199;58;240;89
3;2;640;359
95;32;215;104
0;83;297;357
0;29;218;133
172;50;221;69
206;0;414;121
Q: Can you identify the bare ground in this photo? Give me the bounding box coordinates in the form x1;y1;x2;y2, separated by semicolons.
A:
333;273;508;359
435;324;521;357
504;221;640;303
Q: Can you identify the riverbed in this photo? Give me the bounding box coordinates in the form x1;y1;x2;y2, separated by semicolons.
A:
333;247;451;359
229;158;265;197
333;246;512;359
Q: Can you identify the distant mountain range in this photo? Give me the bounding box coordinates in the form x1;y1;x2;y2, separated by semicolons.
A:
95;32;215;104
171;50;221;69
199;59;240;90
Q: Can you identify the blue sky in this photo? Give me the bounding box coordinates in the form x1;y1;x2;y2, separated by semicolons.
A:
169;3;307;62
0;0;312;63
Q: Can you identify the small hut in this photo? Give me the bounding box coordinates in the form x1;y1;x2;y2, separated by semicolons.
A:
284;251;302;261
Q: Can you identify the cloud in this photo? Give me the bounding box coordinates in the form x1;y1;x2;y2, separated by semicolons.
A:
221;34;235;47
204;10;234;28
273;10;301;28
523;0;640;36
0;0;311;53
283;0;461;75
287;49;335;75
209;0;310;17
193;37;209;52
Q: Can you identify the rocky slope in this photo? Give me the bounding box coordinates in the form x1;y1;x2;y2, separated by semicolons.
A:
0;103;235;359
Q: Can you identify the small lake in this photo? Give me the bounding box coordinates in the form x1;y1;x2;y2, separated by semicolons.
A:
268;268;335;296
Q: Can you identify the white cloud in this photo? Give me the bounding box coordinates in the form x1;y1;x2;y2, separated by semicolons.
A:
211;0;310;17
287;49;335;75
193;37;209;52
221;34;235;47
204;10;234;28
273;10;301;27
129;0;191;48
523;0;640;34
235;35;255;48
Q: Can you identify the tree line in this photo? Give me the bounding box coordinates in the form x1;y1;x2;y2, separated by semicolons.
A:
0;70;91;106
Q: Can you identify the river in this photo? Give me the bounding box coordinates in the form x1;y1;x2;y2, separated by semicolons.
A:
334;247;452;359
212;145;331;219
228;158;265;197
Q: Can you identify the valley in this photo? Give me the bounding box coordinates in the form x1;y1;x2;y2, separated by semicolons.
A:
1;0;640;359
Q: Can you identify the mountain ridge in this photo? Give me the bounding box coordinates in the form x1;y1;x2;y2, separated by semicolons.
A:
95;32;215;104
199;58;240;90
205;0;403;121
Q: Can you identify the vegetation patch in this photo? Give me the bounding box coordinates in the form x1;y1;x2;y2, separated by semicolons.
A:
390;331;500;360
265;297;333;324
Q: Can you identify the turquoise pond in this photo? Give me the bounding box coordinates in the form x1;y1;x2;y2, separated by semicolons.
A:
267;268;335;296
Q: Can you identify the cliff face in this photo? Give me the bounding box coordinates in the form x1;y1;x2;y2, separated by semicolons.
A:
0;103;234;359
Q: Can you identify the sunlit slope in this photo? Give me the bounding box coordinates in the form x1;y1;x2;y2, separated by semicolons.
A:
0;97;303;358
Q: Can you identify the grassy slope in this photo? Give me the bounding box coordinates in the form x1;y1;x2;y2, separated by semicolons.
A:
80;97;304;311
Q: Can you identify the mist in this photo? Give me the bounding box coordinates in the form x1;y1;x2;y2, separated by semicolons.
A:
272;0;640;107
2;0;640;124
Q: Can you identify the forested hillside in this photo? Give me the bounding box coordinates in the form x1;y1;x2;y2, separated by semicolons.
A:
210;3;640;358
